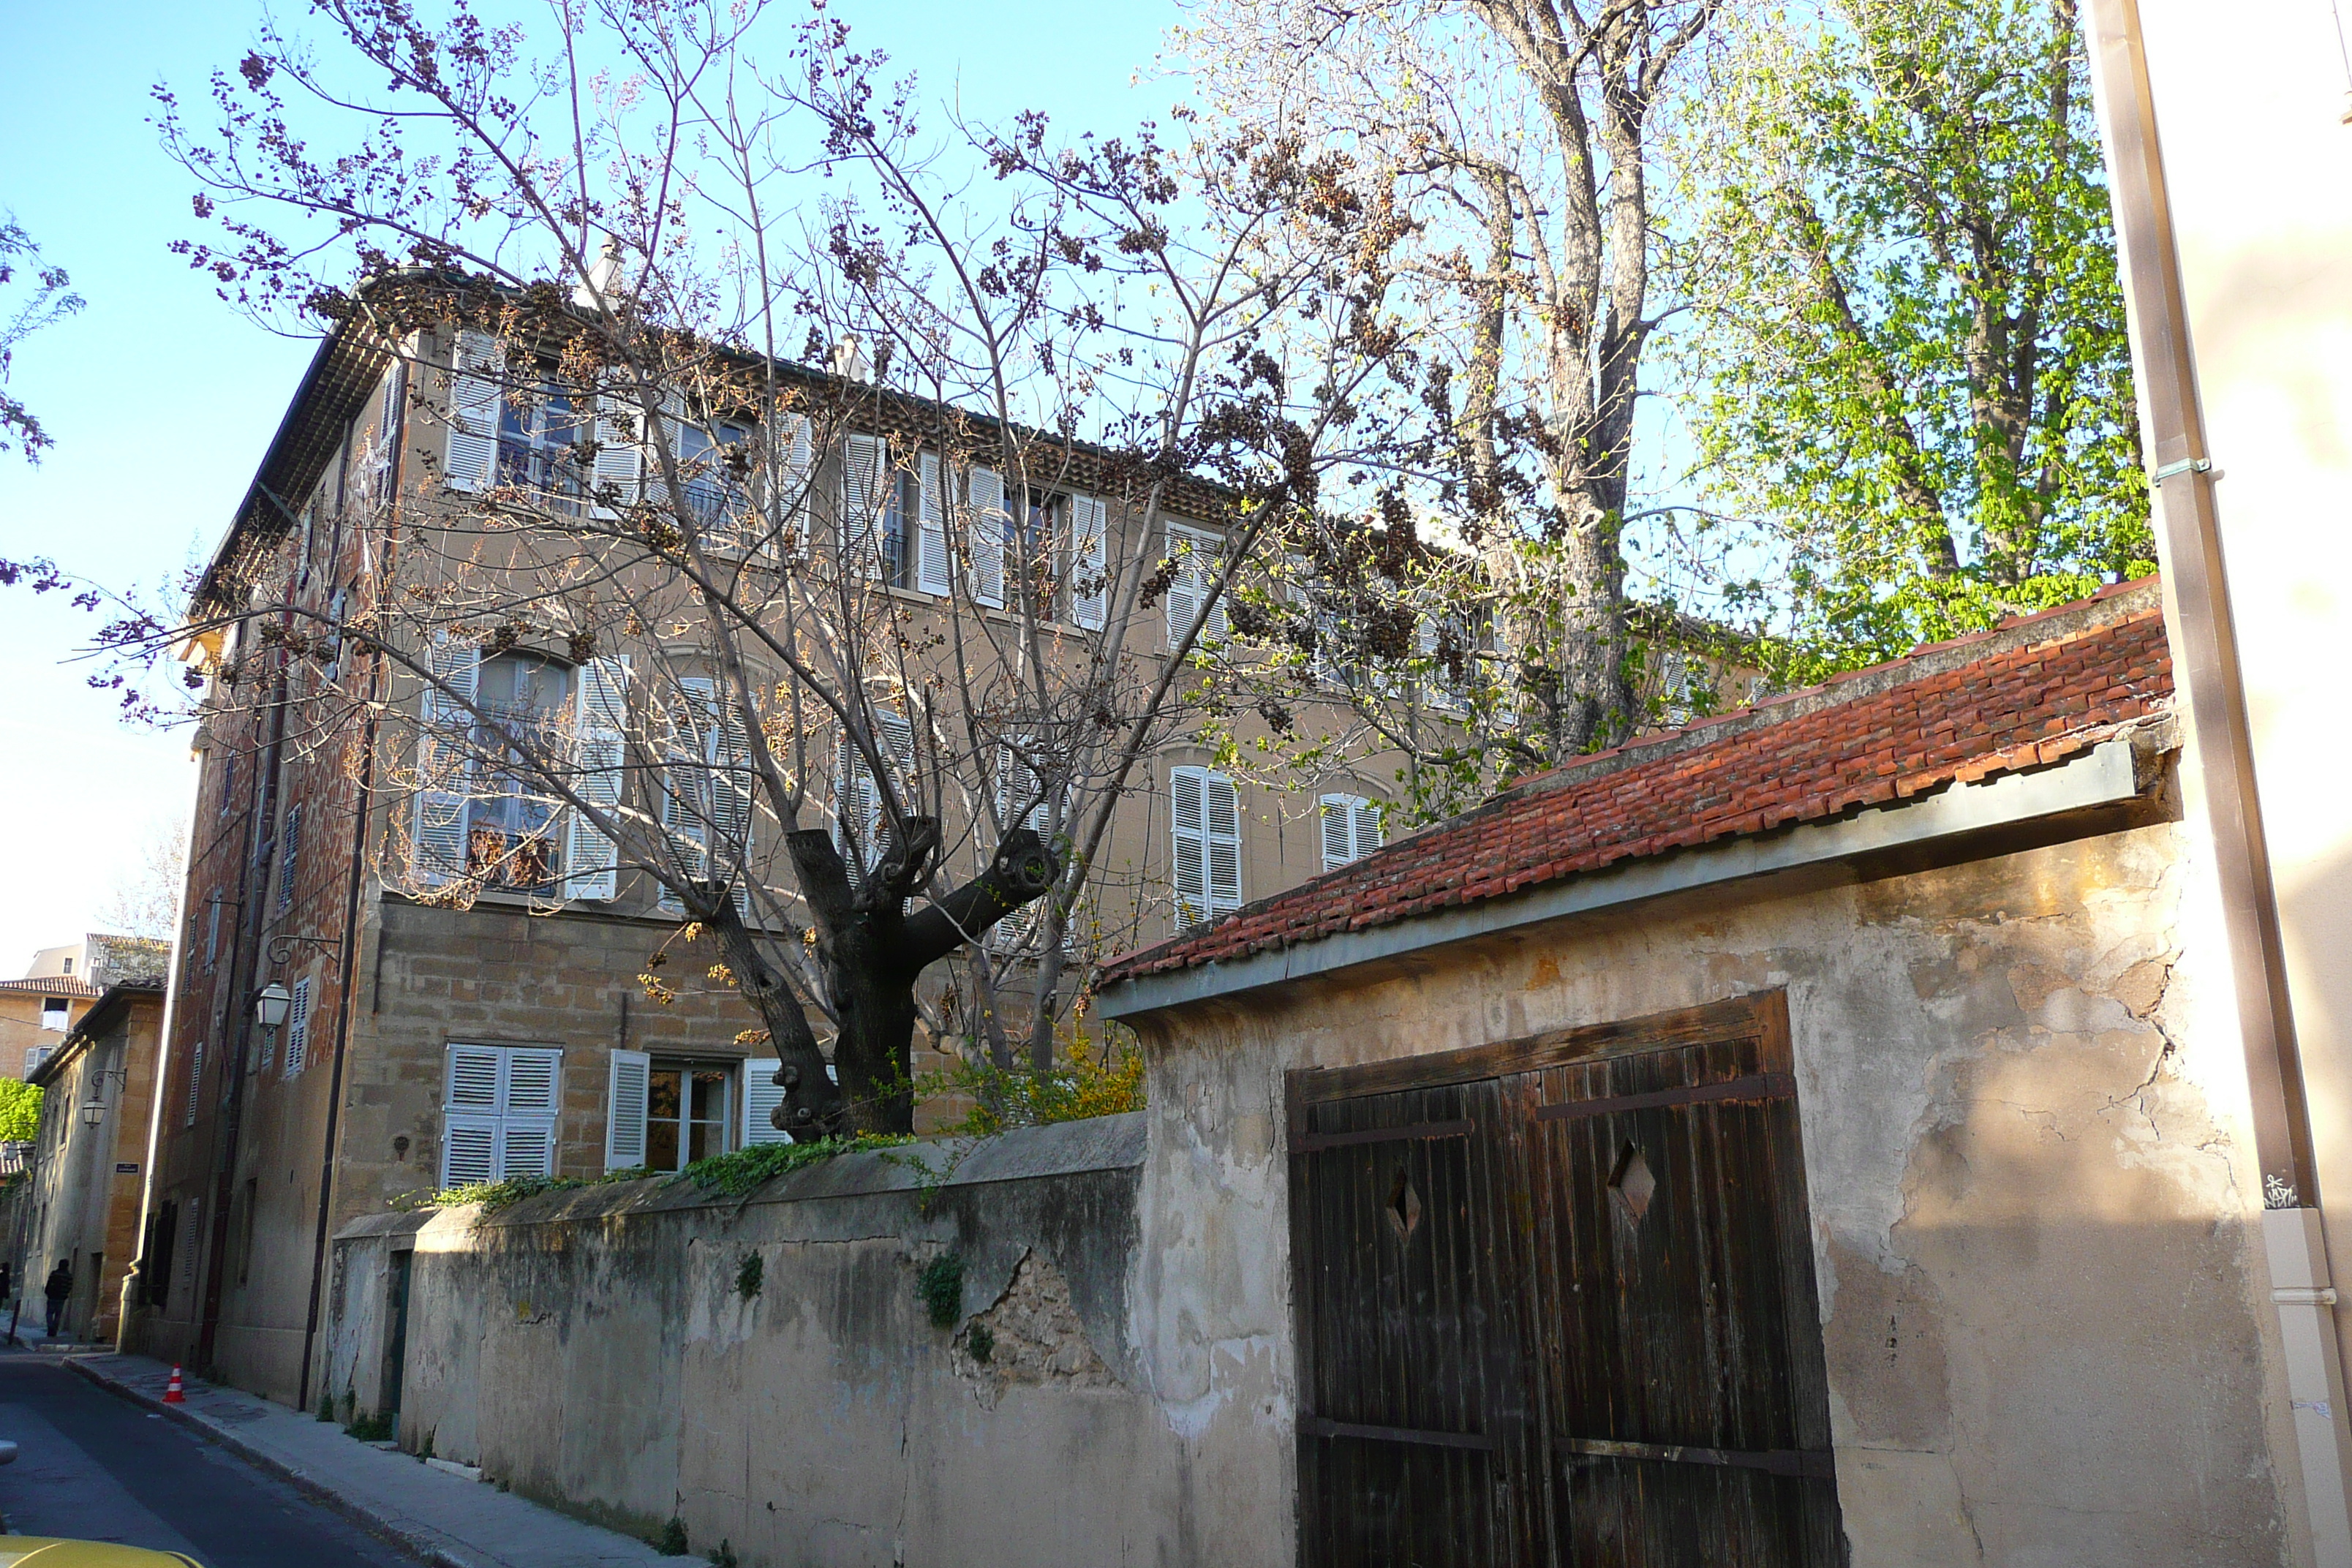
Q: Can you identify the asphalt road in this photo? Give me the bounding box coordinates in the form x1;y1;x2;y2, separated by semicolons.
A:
0;1351;423;1567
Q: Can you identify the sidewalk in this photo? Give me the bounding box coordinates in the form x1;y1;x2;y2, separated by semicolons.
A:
58;1351;679;1568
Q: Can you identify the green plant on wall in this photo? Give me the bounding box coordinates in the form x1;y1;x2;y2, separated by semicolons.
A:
916;1254;964;1330
0;1079;41;1143
735;1253;763;1300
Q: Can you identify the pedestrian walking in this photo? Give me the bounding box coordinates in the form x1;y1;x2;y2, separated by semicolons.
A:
42;1260;72;1338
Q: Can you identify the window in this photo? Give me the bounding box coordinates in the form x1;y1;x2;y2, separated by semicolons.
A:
1319;794;1385;872
59;957;72;976
443;331;587;503
603;1050;737;1173
440;1044;562;1188
39;998;68;1032
661;416;757;551
990;739;1073;953
1169;765;1243;930
24;1045;51;1076
219;752;236;817
282;976;313;1077
834;710;918;882
184;1041;205;1126
656;677;755;916
204;899;219;973
1070;494;1109;630
276;804;303;914
1164;523;1229;649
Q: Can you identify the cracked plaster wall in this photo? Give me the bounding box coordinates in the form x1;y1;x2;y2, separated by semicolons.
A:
1123;819;2296;1567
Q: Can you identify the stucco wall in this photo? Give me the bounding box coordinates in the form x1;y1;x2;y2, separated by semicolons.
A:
326;1114;1184;1567
1119;820;2296;1567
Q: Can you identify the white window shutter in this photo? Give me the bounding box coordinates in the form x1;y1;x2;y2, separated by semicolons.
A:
1205;772;1243;917
184;1040;205;1126
841;433;883;578
565;656;631;902
1353;798;1384;861
969;468;1006;608
742;1058;791;1147
1319;795;1355;872
445;331;502;491
1170;766;1208;930
498;1120;555;1180
658;675;718;914
1071;494;1109;630
592;393;645;515
447;1043;502;1110
442;1115;498;1188
606;1049;651;1172
504;1047;562;1115
1164;527;1202;647
780;413;815;555
916;453;951;596
998;740;1048;835
837;714;913;880
412;633;480;887
283;977;312;1076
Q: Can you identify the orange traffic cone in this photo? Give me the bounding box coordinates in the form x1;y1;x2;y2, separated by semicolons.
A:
162;1365;185;1405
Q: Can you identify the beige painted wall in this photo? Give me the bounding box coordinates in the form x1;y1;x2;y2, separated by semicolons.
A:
2127;0;2352;1420
1120;821;2296;1567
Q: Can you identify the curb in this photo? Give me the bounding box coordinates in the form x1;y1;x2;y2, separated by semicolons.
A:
61;1355;475;1568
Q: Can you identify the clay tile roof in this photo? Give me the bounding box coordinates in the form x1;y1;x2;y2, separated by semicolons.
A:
1102;579;2173;986
0;978;104;1000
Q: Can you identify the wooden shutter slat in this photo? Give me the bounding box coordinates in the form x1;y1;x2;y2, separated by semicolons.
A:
606;1049;651;1171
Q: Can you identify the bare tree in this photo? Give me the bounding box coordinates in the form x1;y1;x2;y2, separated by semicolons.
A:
1177;0;1723;784
0;214;83;465
97;818;188;943
128;0;1406;1134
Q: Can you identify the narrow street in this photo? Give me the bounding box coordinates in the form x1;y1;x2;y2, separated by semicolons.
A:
0;1351;423;1566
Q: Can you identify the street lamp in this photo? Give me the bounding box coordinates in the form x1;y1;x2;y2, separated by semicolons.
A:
254;983;292;1033
78;1099;103;1128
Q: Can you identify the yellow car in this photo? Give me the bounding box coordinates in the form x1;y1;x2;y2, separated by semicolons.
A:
0;1545;201;1566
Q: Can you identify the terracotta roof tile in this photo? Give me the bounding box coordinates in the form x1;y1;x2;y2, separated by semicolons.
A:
1104;585;2173;985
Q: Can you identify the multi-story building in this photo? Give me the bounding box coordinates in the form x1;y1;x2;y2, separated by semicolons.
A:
123;309;1420;1406
18;979;166;1343
1;936;170;1082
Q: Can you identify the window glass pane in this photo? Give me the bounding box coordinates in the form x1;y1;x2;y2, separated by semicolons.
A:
648;1067;683;1120
690;1068;728;1123
687;1118;720;1164
647;1117;681;1173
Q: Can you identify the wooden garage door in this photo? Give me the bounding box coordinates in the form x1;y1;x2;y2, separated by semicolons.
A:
1288;992;1845;1566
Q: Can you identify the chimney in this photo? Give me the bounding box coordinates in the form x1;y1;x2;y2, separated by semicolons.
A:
573;233;627;309
830;333;872;385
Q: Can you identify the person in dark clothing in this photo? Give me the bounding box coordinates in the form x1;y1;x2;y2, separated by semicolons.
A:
42;1261;71;1338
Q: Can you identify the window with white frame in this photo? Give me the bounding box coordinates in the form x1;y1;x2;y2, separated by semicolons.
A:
442;331;587;502
655;676;755;917
1319;794;1386;872
990;738;1073;952
834;710;918;881
440;1043;562;1188
1169;765;1243;931
38;998;67;1032
25;1045;52;1077
603;1051;756;1174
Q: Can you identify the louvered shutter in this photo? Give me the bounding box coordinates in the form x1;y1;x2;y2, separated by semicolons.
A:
916;453;951;596
1353;798;1384;861
741;1058;791;1147
184;1041;204;1126
1171;766;1208;929
1164;529;1202;648
657;676;717;915
276;805;302;912
445;331;502;491
1205;772;1243;917
835;713;913;879
998;740;1048;834
1071;494;1109;630
841;433;884;578
715;693;755;918
779;413;815;554
442;1117;497;1188
204;900;219;972
447;1043;501;1112
1166;524;1228;647
283;976;312;1076
606;1049;651;1172
968;468;1007;608
500;1047;562;1179
412;633;480;886
1319;795;1355;871
592;393;645;515
565;656;630;902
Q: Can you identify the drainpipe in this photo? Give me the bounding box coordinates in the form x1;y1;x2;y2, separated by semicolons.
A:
2080;2;2352;1559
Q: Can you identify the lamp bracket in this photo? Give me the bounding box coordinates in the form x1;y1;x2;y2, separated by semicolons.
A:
265;933;345;968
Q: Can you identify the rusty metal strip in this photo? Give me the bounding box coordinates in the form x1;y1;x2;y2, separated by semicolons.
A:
1533;1072;1796;1124
1298;1414;1496;1452
1558;1435;1834;1480
1294;1117;1474;1153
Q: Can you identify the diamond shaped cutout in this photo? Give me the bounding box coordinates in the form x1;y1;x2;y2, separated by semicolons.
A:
1608;1144;1656;1223
1385;1166;1422;1241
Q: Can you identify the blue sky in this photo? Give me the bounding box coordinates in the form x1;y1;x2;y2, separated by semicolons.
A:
0;0;1177;970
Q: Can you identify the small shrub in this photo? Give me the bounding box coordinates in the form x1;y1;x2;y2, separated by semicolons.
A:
966;1322;995;1365
735;1252;764;1300
657;1515;690;1555
316;1391;334;1423
919;1031;1145;1137
706;1542;738;1568
916;1254;964;1330
346;1409;395;1442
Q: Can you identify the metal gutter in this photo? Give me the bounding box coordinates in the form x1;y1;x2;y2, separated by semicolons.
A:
1101;734;2157;1021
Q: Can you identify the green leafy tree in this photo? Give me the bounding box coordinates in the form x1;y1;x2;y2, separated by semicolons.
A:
1675;0;2150;675
0;1079;42;1143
